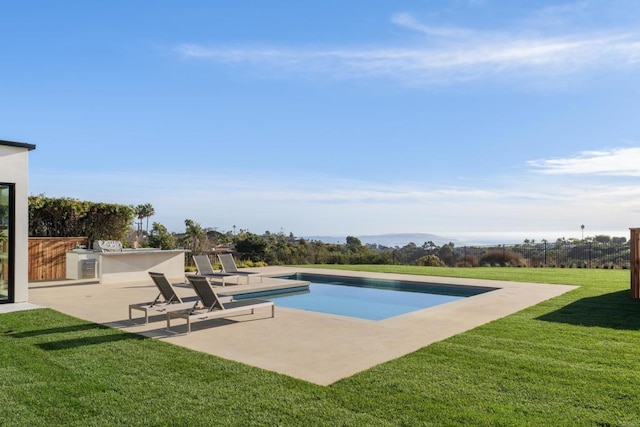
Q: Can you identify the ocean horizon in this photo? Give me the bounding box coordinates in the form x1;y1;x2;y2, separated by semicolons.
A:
303;230;631;248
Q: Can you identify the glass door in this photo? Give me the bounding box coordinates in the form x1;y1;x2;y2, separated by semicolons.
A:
0;184;12;302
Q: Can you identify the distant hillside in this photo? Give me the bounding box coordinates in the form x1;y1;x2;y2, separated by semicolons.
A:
303;233;456;248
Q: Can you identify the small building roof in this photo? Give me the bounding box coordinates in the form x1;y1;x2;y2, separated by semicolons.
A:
0;139;36;151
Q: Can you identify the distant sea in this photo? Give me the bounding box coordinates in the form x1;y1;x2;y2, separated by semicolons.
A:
303;230;630;247
303;233;453;248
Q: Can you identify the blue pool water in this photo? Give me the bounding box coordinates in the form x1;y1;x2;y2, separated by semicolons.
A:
236;273;496;321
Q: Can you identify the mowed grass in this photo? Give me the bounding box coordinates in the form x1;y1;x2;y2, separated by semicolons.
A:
2;267;640;426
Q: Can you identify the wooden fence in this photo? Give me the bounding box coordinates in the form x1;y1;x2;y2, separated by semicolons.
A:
28;237;88;281
631;228;640;299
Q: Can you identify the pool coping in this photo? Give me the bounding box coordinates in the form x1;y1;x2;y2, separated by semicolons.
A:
27;267;578;386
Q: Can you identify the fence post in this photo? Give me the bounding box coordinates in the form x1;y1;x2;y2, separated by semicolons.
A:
631;228;640;299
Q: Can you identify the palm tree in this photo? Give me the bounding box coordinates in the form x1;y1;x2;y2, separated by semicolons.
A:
142;204;155;234
183;219;207;254
134;203;155;236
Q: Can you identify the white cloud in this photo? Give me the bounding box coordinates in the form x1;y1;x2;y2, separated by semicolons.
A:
528;147;640;176
173;30;640;85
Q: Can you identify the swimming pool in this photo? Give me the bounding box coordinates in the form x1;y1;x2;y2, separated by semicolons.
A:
235;273;497;321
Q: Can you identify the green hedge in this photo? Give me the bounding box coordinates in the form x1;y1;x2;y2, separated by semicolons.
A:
29;194;134;244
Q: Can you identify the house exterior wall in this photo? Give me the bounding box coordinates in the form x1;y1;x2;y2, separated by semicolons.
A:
0;142;35;303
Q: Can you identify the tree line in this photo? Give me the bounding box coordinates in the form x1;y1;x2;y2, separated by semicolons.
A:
28;195;630;268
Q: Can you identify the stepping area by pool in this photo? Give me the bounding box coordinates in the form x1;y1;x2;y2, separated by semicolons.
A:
27;267;577;385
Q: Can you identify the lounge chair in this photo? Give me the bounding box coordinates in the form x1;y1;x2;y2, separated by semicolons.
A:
129;272;199;324
192;254;238;286
217;253;263;284
167;275;274;334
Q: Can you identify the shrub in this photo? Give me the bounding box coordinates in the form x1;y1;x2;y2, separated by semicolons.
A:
29;195;134;243
416;254;446;267
479;250;526;267
238;260;268;268
455;255;479;267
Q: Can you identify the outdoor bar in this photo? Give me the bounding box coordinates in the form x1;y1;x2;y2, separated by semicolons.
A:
66;241;187;284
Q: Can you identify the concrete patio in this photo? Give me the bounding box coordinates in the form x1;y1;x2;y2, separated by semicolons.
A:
25;267;577;385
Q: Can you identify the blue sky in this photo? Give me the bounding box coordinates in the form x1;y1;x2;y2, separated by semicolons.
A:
3;1;640;243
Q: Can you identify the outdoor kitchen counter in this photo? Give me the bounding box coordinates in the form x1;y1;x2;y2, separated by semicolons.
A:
66;249;188;284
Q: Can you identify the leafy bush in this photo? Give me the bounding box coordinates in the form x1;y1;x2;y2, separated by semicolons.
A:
479;250;526;267
416;254;446;267
239;260;268;268
29;194;134;243
147;222;176;250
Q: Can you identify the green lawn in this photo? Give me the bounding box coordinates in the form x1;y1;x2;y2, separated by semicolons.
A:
2;267;640;426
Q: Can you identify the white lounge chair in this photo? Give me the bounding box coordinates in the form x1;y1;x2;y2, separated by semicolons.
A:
217;253;263;284
128;272;199;324
166;275;274;334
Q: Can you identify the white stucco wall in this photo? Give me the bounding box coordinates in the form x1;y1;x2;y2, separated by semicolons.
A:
0;144;32;302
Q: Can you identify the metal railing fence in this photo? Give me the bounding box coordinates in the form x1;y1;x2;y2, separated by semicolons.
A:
446;242;629;268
